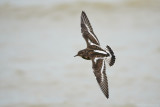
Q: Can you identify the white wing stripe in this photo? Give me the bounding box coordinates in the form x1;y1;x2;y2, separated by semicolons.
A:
88;39;100;47
85;24;99;44
100;60;105;82
94;50;108;55
94;57;104;63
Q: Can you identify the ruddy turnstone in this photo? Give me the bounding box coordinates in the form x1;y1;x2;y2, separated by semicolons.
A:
74;11;115;99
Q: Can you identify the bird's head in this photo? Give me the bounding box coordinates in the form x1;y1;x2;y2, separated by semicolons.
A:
74;50;84;57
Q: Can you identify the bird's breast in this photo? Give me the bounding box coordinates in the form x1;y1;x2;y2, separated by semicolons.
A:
82;56;90;60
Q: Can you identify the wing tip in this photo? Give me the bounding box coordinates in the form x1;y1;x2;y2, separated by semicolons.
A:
81;11;87;20
99;83;109;99
81;11;85;17
82;10;85;14
106;95;109;99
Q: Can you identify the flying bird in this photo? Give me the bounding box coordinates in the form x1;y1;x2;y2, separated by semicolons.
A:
74;11;116;99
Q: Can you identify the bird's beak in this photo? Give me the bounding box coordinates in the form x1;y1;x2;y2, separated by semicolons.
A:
74;54;78;57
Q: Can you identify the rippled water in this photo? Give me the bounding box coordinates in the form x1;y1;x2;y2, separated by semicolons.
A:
0;0;160;107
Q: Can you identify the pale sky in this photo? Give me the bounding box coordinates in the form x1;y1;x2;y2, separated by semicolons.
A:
0;0;126;5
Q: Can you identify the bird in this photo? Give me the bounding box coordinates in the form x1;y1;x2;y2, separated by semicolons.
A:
74;11;116;99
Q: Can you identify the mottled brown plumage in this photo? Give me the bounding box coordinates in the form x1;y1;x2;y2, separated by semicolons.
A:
74;11;116;99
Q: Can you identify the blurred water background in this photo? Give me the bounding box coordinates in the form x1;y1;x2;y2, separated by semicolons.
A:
0;0;160;107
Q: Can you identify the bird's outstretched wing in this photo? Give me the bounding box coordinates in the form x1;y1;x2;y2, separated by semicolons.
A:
92;57;109;98
81;11;100;47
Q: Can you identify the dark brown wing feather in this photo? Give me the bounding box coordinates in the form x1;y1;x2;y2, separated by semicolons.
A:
92;57;109;99
106;45;116;66
81;11;100;47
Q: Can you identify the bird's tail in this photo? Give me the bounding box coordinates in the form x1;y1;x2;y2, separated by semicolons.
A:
105;45;115;66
